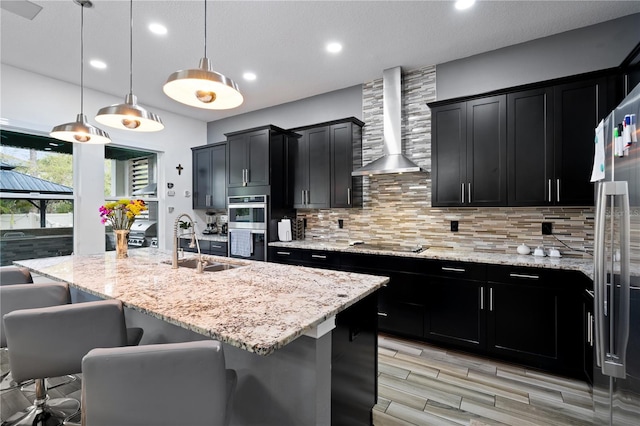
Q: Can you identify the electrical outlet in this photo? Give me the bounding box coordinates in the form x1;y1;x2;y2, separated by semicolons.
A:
451;220;459;232
542;222;553;235
338;219;344;229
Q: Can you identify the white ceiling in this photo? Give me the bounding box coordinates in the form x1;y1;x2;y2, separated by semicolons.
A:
2;0;640;123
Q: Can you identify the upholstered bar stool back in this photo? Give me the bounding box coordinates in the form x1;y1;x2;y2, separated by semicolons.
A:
2;300;129;426
0;266;33;285
82;340;237;426
0;282;70;348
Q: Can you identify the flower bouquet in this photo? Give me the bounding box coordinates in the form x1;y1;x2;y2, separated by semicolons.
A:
99;199;148;258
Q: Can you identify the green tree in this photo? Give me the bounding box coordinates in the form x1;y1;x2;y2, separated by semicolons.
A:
37;153;73;187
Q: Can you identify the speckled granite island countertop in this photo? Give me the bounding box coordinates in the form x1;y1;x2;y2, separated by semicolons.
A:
14;249;388;356
269;240;601;279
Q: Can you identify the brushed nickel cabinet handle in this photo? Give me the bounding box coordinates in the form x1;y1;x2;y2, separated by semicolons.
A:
311;254;327;259
489;287;494;311
509;273;540;280
442;267;465;273
347;188;351;205
276;251;291;256
480;287;484;310
468;182;472;203
548;179;552;203
461;183;465;203
556;179;560;203
377;312;388;317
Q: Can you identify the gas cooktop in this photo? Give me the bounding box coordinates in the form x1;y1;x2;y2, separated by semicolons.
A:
349;243;425;254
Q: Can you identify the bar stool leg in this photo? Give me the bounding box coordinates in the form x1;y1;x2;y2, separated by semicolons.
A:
1;379;80;426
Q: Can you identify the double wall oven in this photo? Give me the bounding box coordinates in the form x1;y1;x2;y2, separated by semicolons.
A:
227;195;267;261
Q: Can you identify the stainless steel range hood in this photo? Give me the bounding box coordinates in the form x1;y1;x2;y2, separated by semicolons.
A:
352;67;425;176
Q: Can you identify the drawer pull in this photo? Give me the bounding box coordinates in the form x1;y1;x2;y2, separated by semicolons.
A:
211;244;222;249
509;273;539;280
442;267;465;273
377;312;388;317
311;254;327;259
276;251;291;256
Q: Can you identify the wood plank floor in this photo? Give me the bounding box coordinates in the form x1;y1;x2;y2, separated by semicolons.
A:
1;335;599;425
374;334;596;426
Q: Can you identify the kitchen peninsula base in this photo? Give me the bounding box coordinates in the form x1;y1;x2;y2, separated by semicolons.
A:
17;250;385;426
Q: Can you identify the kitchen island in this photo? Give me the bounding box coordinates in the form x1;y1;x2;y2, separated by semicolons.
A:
15;248;388;425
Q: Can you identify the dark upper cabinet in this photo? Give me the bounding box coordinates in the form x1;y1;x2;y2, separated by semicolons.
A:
330;121;362;208
431;95;507;207
226;128;270;188
432;71;614;207
293;126;331;208
192;142;227;209
507;88;554;206
553;78;607;206
431;102;467;205
290;118;364;209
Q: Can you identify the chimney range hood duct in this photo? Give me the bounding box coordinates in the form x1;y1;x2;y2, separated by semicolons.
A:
352;67;425;176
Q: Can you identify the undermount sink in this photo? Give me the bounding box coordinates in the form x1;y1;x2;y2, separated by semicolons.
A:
164;258;245;272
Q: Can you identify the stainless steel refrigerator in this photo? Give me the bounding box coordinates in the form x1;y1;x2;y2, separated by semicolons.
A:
593;81;640;425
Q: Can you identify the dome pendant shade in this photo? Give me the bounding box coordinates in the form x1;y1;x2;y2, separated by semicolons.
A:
163;57;243;110
96;93;164;132
50;114;112;144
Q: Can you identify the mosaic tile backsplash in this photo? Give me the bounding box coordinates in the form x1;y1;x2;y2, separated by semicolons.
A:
297;65;597;257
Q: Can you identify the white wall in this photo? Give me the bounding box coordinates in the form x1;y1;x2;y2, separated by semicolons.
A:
0;64;207;251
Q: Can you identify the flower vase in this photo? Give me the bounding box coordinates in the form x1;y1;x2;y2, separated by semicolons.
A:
114;230;129;259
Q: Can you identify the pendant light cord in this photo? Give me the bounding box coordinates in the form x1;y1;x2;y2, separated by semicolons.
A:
203;0;207;58
129;0;133;94
80;1;85;115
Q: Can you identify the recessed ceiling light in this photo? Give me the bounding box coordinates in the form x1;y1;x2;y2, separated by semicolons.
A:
90;59;107;70
455;0;475;10
326;42;342;54
149;23;167;35
243;72;257;81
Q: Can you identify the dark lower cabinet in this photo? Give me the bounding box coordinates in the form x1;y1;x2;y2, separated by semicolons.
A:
425;276;485;350
269;247;591;381
377;272;425;338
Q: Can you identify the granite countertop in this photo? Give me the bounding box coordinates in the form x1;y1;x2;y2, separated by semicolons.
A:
269;240;597;279
14;249;387;356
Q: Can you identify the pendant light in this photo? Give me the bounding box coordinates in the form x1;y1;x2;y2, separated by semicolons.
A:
50;0;111;144
95;0;163;131
163;0;243;110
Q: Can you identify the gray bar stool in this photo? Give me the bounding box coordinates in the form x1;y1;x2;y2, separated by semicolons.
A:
2;300;130;426
0;266;33;285
81;340;237;426
0;282;71;391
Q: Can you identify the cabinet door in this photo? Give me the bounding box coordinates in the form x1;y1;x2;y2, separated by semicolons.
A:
583;292;594;384
466;95;507;206
292;130;309;208
486;282;559;364
553;78;606;206
247;129;270;187
227;134;247;188
210;144;227;208
431;102;467;206
377;272;425;338
424;276;485;350
193;147;212;209
507;88;554;206
306;127;330;208
330;122;354;208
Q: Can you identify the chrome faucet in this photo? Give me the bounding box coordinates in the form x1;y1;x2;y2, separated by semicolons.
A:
172;213;204;271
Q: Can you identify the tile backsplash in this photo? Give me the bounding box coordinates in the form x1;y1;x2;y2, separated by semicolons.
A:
297;64;595;257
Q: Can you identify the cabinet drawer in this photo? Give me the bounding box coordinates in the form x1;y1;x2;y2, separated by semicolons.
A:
268;247;304;264
208;242;228;256
428;261;486;281
304;250;340;268
487;264;557;286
